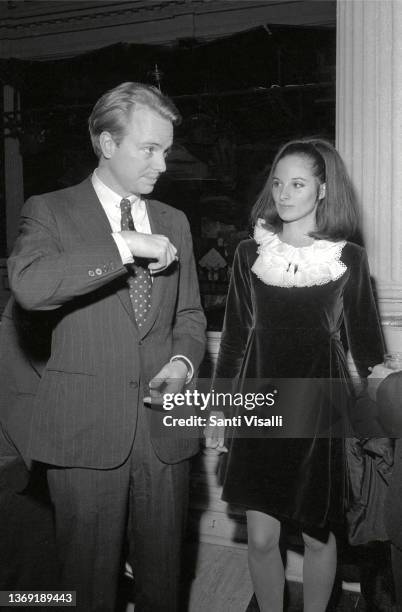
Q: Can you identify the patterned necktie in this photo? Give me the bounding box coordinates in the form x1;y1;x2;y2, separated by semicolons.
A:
120;197;152;326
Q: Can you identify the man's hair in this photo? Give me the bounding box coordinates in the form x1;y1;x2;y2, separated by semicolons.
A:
88;82;181;158
250;138;360;241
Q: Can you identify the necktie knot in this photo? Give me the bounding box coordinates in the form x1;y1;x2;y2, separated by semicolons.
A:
120;197;131;215
120;198;135;232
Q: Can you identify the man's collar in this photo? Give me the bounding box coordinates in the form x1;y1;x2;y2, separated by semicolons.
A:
92;169;141;207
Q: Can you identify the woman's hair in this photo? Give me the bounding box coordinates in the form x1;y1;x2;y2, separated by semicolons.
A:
88;81;181;158
250;138;360;240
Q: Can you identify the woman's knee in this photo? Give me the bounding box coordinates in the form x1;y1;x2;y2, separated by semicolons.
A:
247;511;280;555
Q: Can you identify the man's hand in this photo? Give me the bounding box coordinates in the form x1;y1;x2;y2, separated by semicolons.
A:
367;363;394;401
143;360;188;406
120;231;177;273
204;411;228;453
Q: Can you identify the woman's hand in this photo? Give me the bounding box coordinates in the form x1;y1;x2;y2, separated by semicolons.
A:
367;363;394;401
204;411;228;453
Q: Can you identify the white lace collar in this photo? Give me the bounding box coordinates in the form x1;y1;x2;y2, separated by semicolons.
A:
251;221;347;288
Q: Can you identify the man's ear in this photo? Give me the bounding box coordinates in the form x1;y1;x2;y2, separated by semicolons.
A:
99;131;116;159
318;182;326;200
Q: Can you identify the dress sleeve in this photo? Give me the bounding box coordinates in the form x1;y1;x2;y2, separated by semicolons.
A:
213;242;253;380
343;245;384;379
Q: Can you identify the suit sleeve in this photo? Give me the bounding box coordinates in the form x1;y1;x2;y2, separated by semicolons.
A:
171;213;206;372
213;242;253;380
343;246;384;379
8;196;127;311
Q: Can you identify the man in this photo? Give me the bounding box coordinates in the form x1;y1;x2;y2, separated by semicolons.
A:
7;82;206;611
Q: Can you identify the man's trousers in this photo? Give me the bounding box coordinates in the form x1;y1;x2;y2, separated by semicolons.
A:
47;405;190;612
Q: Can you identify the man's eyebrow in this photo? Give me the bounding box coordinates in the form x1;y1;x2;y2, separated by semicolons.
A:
141;141;172;151
272;175;307;181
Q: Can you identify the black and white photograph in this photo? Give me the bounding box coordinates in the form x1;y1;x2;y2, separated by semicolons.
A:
1;1;402;610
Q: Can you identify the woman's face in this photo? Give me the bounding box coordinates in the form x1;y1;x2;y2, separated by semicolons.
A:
271;154;325;228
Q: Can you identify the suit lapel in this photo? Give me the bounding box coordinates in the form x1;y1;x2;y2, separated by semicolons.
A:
69;178;137;326
68;177;113;242
67;183;176;335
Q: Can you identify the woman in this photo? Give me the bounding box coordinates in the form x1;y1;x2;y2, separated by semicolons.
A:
206;139;384;611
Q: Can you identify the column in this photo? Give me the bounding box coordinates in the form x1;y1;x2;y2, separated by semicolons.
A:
336;0;402;349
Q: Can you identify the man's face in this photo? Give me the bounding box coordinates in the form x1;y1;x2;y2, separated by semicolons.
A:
99;106;173;196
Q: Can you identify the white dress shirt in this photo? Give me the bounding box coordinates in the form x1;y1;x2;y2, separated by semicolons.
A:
91;170;193;382
92;170;151;264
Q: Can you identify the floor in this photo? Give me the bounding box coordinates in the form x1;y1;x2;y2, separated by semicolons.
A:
119;541;252;612
1;473;395;612
181;542;254;612
120;540;383;612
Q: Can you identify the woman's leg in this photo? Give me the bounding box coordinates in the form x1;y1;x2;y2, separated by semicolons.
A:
302;531;337;612
246;511;284;612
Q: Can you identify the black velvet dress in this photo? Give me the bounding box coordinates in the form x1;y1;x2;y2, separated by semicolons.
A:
214;229;384;539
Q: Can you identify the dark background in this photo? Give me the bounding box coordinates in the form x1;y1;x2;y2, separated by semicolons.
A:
1;24;336;327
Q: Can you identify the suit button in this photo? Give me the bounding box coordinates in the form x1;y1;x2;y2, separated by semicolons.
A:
95;268;102;275
88;270;95;277
129;381;138;389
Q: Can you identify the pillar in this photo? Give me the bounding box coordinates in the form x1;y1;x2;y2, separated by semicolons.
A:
336;0;402;350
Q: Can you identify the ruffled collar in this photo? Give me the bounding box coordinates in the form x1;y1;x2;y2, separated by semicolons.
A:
251;221;347;288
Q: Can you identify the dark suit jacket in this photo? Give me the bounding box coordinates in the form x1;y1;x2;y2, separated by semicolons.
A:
0;298;52;489
7;177;206;469
376;371;402;548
